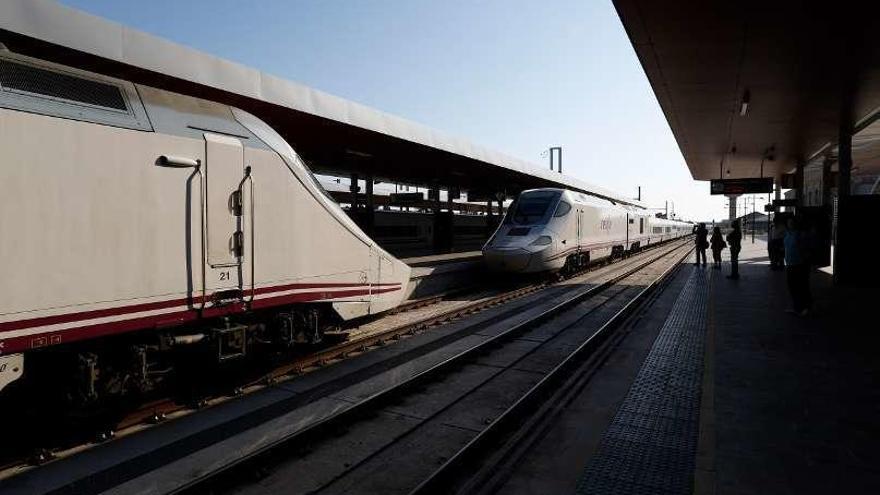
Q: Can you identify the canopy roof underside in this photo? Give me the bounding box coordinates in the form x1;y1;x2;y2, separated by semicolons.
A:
0;0;643;206
614;0;880;181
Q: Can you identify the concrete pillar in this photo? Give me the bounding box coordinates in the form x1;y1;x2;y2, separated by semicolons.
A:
838;126;853;199
821;157;834;219
349;173;360;210
445;187;455;251
365;175;374;211
835;117;854;283
364;175;375;236
486;199;495;239
727;195;737;221
430;186;445;253
795;161;805;207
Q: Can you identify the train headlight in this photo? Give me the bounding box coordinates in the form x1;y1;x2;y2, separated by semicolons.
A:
530;235;552;246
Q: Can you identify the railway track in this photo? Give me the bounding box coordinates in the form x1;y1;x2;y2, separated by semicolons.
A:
0;238;691;491
170;240;693;494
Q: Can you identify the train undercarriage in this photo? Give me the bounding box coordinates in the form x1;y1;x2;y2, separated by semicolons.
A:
2;304;343;415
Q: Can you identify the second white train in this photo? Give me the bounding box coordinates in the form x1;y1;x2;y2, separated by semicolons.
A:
483;188;691;273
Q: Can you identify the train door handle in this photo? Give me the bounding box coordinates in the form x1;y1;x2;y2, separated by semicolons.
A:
231;231;244;257
230;190;243;216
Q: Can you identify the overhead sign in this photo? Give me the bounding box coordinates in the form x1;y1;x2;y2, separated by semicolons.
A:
710;178;774;195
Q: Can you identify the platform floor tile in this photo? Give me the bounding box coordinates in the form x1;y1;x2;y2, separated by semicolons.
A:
576;267;710;495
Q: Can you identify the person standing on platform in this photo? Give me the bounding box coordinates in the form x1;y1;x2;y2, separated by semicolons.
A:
784;216;812;316
710;226;726;269
694;223;709;266
726;220;742;279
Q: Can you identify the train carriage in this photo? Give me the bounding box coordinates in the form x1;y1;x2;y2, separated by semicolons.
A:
483;188;690;273
0;51;410;400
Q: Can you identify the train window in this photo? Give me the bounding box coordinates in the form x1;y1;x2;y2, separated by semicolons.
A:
0;53;152;131
504;190;560;225
553;200;571;217
640;218;644;234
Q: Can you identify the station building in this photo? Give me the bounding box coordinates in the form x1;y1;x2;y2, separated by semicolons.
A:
614;0;880;286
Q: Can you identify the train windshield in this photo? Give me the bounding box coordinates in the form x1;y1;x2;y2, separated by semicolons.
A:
505;191;561;225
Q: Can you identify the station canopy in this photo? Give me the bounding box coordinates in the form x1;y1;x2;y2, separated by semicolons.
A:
0;0;644;207
613;0;880;183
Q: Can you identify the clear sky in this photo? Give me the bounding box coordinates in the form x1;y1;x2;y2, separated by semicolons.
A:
60;0;748;222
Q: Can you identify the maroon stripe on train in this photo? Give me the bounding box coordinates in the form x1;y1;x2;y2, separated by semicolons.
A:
0;286;402;354
251;282;399;296
0;282;401;332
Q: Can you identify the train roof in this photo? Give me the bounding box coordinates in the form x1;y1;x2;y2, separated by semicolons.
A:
521;187;649;210
0;0;645;208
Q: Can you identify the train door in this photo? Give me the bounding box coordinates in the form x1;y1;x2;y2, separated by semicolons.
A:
576;208;582;250
204;133;247;299
377;253;393;291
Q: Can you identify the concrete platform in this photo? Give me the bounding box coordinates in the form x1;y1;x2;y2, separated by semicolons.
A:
503;239;880;494
403;251;485;300
401;251;483;268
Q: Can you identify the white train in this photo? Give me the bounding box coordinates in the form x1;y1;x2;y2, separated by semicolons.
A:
483;188;691;273
0;52;410;401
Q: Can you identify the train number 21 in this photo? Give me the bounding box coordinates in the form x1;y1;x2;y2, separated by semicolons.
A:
219;271;231;281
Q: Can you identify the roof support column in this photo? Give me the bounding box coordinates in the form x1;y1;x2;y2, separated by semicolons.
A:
430;186;451;254
486;199;495;239
349;173;360;210
834;111;854;283
838;124;852;200
365;175;374;210
364;174;375;237
794;161;805;207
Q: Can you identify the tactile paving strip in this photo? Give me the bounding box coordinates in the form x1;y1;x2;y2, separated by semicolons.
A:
576;267;709;495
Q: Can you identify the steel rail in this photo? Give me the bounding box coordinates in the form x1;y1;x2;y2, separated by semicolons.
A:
265;237;691;380
175;240;692;494
0;238;690;486
409;243;694;495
